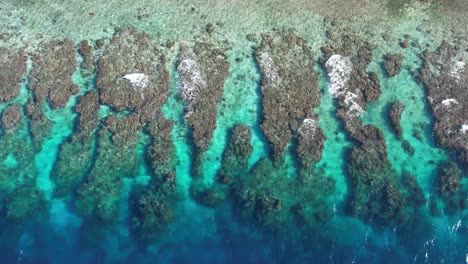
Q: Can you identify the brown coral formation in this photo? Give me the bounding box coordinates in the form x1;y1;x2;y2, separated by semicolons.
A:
25;97;53;150
51;91;100;197
296;115;326;169
419;41;468;166
0;48;27;103
383;53;403;77
76;114;141;222
321;30;413;225
29;40;79;109
96;28;170;124
1;104;22;131
436;161;466;215
219;125;253;179
177;41;229;177
255;30;322;161
389;101;404;139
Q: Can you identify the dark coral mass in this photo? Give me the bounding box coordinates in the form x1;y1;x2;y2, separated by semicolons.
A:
0;0;467;263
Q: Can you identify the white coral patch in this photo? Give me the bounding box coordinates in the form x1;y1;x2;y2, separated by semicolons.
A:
325;54;353;98
298;118;317;137
258;52;281;84
177;59;206;118
441;99;459;107
449;61;465;82
122;73;149;89
460;123;468;134
344;92;358;105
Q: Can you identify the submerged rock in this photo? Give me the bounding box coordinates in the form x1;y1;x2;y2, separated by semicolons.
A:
401;140;415;156
401;174;426;207
232;158;335;230
130;188;175;240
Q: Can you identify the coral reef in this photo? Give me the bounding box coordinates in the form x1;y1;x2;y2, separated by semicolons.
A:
0;48;27;103
389;101;404;139
29;40;79;109
255;30;321;161
383;53;403;77
419;41;468;166
1;104;22;132
177;41;229;177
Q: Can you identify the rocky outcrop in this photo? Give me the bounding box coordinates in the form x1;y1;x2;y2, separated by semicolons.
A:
383;53;403;77
255;30;321;160
419;41;468;166
177;41;229;177
389;101;404;139
0;48;27;103
29;40;79;109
